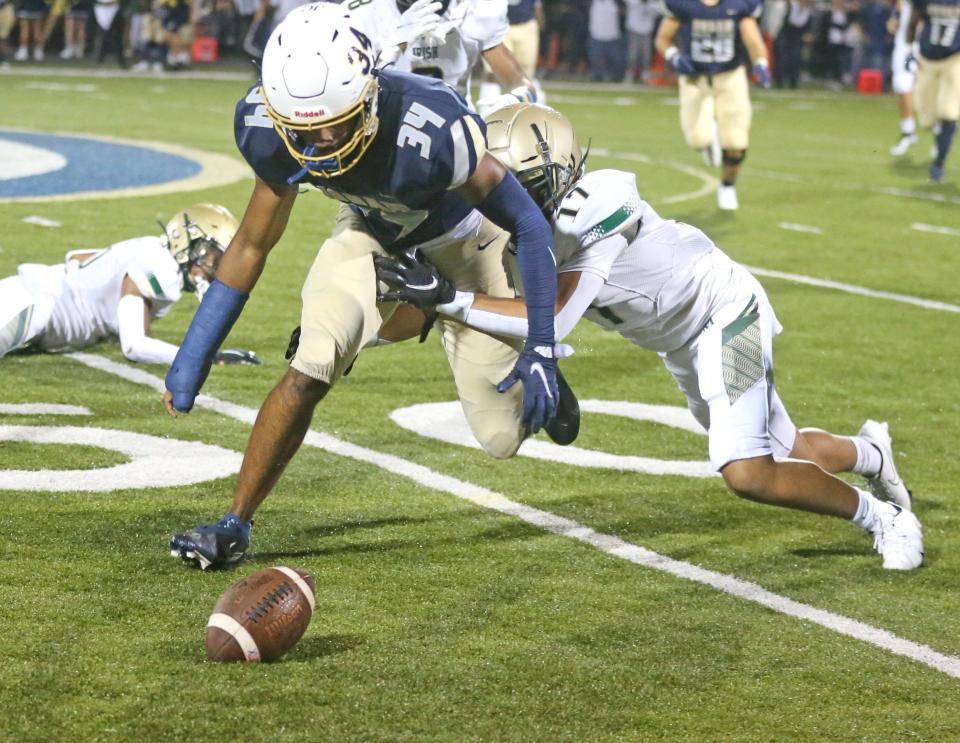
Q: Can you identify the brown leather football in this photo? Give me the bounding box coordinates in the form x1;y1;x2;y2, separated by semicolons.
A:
205;566;315;662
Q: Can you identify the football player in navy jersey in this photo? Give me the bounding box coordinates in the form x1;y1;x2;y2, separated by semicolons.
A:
655;0;770;210
908;0;960;182
164;2;564;570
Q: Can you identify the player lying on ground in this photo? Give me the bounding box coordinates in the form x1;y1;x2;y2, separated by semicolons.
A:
0;203;260;366
165;4;571;569
376;103;924;571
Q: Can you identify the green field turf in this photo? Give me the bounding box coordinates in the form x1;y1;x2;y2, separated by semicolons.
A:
1;72;958;742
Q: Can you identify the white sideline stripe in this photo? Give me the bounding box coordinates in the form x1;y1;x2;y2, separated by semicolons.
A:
206;613;261;662
0;403;92;416
66;352;960;679
777;222;823;235
745;266;960;314
273;566;315;613
911;222;960;238
591;147;719;205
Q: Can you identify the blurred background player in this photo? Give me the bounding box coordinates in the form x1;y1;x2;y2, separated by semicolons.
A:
165;4;562;569
908;0;960;182
890;0;919;155
479;0;545;105
0;204;260;366
348;0;540;116
377;103;925;572
655;0;771;210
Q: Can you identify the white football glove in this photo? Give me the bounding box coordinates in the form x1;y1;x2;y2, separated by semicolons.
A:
388;0;443;51
476;86;537;118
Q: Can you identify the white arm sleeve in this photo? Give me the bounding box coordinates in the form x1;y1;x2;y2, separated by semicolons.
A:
117;294;180;365
439;271;606;342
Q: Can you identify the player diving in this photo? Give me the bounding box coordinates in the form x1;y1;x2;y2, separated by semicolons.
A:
375;103;925;571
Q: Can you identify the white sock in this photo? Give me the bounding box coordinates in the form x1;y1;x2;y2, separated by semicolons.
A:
850;435;882;477
901;118;916;136
852;488;881;529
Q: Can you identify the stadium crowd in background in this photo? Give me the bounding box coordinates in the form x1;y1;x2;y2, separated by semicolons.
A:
0;0;930;93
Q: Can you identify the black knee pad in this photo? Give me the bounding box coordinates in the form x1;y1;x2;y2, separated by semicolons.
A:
722;150;747;166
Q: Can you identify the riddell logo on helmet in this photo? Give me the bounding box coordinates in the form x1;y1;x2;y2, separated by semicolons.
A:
293;108;330;119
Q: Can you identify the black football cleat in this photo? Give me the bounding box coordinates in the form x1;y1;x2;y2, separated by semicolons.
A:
170;514;250;570
544;368;580;446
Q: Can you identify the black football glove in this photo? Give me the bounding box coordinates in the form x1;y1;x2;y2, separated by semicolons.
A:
284;325;301;361
496;342;559;434
375;249;455;311
215;348;262;366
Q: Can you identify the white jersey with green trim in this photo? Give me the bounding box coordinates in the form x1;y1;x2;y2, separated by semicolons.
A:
350;0;508;108
16;236;182;352
554;168;746;353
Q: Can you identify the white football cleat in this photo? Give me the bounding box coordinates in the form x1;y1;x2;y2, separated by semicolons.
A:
858;419;912;510
870;502;923;570
717;184;738;210
889;133;917;156
14;46;28;62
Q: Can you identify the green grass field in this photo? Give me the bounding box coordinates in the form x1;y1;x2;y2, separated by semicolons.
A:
1;71;958;742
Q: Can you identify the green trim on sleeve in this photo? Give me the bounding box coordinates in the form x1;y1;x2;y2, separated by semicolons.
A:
582;196;642;244
147;273;165;298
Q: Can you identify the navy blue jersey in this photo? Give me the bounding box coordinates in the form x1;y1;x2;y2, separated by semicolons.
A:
666;0;762;74
914;0;960;60
234;70;486;251
507;0;537;24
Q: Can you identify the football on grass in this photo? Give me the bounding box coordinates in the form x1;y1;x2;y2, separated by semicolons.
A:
205;566;315;662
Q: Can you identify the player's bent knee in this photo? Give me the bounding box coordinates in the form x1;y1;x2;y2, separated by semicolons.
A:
477;429;524;460
280;365;330;404
722;150;746;166
720;456;774;501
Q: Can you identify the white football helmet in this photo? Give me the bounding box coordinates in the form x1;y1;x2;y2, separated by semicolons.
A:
484;104;586;216
260;3;380;178
163;203;239;300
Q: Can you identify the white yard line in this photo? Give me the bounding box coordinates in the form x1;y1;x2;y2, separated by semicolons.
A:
911;222;960;238
66;351;960;680
0;403;91;415
746;266;960;314
591;147;719;204
777;222;823;235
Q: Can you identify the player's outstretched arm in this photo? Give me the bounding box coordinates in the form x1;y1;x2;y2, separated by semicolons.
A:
163;178;296;416
376;245;609;342
476;44;537;117
456;154;560;432
117;277;180;365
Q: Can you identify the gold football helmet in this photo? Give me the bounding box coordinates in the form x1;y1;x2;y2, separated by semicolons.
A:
163;203;239;300
484;103;586;216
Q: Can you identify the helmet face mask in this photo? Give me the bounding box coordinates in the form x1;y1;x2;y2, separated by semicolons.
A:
163;204;239;300
266;76;379;179
260;5;380;179
483;104;585;217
